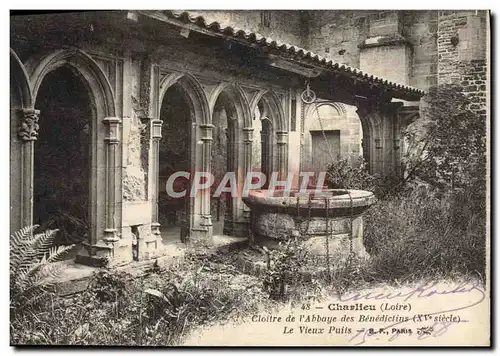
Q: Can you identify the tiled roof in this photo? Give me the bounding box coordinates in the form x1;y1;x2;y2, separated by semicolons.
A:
158;10;425;98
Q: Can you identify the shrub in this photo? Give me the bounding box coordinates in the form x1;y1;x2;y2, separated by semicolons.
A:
262;238;308;300
363;186;486;282
10;248;272;346
326;157;402;198
326;157;375;191
403;84;486;194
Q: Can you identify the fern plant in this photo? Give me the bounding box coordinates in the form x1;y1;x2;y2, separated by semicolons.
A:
10;225;74;311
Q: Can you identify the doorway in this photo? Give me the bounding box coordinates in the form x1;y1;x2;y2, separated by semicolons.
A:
158;83;192;242
33;66;92;246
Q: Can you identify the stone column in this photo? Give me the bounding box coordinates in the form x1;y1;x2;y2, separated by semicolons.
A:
356;103;383;176
149;118;163;236
76;117;122;267
196;123;214;239
18;108;39;228
276;130;288;180
103;117;122;244
238;127;254;235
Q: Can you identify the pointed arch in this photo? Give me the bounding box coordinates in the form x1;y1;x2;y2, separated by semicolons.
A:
159;72;210;126
209;82;253;236
250;89;286;132
10;49;33;109
25;48;119;256
27;48;116;117
157;71;212;240
209;82;252;129
10;49;35;233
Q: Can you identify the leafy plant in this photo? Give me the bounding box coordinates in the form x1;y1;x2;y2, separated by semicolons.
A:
90;270;129;303
262;238;308;300
326;157;400;198
326;157;376;191
10;225;74;311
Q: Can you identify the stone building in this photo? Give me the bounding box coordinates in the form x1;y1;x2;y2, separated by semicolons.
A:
10;10;488;266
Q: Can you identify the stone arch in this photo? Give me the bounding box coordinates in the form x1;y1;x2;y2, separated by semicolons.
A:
304;101;347;120
27;49;116;117
250;90;288;183
25;48;119;262
303;101;364;178
159;72;210;126
251;90;287;132
157;72;212;239
10;49;33;109
10;49;34;233
209;83;252;128
355;106;384;175
209;83;253;236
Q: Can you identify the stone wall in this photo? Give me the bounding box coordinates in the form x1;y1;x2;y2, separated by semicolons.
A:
302;103;362;173
303;11;440;90
122;114;147;202
437;10;488;116
187;10;306;46
404;11;438;90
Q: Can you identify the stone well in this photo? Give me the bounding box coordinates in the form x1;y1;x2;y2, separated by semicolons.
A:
242;189;376;263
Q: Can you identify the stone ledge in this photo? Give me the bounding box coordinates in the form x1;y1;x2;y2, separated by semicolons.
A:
46;236;248;297
359;34;412;49
48;244;186;296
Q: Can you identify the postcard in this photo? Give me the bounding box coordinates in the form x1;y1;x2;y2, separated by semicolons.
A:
9;9;490;347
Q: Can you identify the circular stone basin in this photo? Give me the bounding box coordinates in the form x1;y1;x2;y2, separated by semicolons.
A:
242;189;376;261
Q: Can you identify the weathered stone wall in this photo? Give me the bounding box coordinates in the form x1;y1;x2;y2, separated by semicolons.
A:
302;103;362;173
303;11;440;90
122;114;147;202
404;11;438;90
437;10;488;117
187;10;306;46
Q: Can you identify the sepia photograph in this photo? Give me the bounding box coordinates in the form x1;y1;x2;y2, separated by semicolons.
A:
8;9;490;347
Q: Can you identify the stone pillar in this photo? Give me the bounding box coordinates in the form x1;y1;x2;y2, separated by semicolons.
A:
237;127;254;236
356;103;384;177
76;116;123;267
103;117;121;243
242;127;254;174
18;108;39;228
276;130;288;180
194;123;214;239
149;118;163;236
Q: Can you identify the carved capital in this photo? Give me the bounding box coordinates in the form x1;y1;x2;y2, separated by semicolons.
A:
200;124;214;142
243;127;254;143
103;117;122;144
276;130;288;145
18;109;40;141
151;119;163;140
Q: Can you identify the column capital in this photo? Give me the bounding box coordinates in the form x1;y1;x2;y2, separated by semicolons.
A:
276;130;288;145
151;119;163;140
103;117;122;144
200;123;214;142
243;127;254;143
18;108;40;141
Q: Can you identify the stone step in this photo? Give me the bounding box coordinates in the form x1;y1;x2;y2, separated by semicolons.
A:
212;235;248;253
